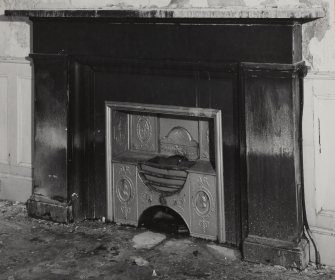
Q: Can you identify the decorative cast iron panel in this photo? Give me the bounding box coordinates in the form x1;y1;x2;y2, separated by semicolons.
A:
113;163;138;225
190;174;217;240
160;126;199;161
112;111;128;157
131;114;157;153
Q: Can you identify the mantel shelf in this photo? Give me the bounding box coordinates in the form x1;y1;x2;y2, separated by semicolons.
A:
5;7;324;22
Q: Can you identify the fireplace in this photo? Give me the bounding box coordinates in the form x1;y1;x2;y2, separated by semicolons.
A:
106;102;224;241
5;6;323;269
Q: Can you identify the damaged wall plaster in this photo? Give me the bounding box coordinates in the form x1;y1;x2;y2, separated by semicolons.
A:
0;1;33;58
1;0;334;71
302;0;335;71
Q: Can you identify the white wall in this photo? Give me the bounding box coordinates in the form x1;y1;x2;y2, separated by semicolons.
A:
0;58;33;202
299;0;335;268
0;0;34;202
303;72;335;267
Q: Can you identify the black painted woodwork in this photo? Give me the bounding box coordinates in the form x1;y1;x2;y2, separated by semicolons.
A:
5;10;321;267
33;56;68;202
32;19;301;64
241;63;305;242
30;19;301;246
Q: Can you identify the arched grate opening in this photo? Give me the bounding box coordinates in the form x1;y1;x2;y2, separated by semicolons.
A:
138;206;189;236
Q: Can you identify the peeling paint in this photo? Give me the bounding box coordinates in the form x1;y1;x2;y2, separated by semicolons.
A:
308;29;335;71
1;0;330;61
303;0;335;71
302;0;332;69
0;0;36;57
38;0;324;9
0;0;327;11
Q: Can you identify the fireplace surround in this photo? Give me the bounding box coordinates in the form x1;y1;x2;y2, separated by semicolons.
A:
5;6;323;268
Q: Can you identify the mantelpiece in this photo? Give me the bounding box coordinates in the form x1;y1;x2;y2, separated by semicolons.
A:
5;6;323;269
5;7;324;19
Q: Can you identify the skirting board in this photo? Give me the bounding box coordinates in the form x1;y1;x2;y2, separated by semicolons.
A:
309;227;335;267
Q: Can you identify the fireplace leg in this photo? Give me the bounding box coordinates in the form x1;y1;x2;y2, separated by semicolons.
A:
27;194;72;223
243;236;309;269
241;62;309;269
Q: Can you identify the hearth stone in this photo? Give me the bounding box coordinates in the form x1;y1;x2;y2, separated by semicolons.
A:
5;7;323;268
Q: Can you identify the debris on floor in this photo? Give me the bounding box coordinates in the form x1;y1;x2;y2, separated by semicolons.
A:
130;256;150;267
0;200;335;280
132;231;166;249
207;244;241;261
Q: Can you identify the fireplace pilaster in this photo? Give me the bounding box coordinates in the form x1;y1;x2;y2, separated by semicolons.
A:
241;62;308;268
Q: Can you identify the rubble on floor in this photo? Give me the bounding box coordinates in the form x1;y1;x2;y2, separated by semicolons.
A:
0;200;334;280
132;231;166;250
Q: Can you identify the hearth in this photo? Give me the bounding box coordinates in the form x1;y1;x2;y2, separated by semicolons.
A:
5;6;323;268
106;102;224;241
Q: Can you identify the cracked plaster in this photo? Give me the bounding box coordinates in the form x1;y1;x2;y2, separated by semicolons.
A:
0;0;334;71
